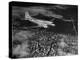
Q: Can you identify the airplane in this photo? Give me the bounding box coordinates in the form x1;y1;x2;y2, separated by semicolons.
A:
24;12;55;28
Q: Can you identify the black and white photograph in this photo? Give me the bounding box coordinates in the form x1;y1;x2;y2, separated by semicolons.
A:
9;1;78;59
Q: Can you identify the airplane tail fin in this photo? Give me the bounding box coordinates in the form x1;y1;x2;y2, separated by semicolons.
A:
25;11;32;20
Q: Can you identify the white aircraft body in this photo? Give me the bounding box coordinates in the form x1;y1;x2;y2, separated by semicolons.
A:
24;12;55;28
